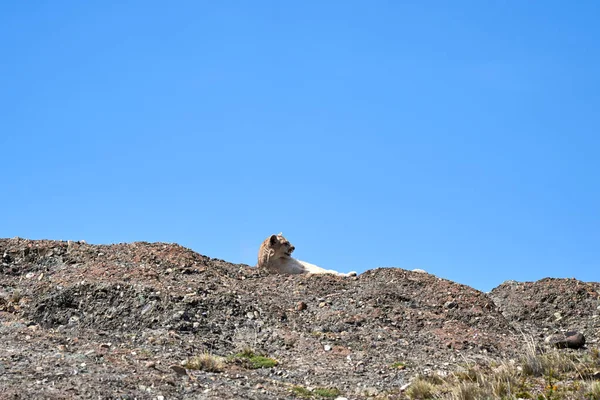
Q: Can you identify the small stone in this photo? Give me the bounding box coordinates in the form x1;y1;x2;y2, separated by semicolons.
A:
319;302;327;308
363;387;379;396
169;364;187;376
324;345;332;351
25;272;35;279
157;396;165;400
400;383;411;391
444;301;458;309
145;361;156;368
172;311;184;320
296;302;307;311
554;312;562;321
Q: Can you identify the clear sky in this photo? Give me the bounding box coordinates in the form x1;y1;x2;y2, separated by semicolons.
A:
1;1;598;292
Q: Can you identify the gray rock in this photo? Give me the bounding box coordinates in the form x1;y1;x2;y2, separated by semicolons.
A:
170;364;187;376
549;331;586;349
444;301;458;309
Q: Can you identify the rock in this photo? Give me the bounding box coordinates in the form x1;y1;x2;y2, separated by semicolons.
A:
355;361;365;373
169;365;188;376
554;312;563;321
444;301;458;309
412;269;427;274
550;331;586;349
296;301;307;311
324;345;332;351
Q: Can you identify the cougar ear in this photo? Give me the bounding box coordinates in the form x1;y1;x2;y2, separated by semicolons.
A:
277;232;283;236
269;234;278;245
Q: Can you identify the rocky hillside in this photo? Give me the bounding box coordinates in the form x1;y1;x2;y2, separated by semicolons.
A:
0;237;598;399
490;278;600;345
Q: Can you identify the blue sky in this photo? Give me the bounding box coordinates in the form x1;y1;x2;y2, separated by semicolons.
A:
1;1;598;292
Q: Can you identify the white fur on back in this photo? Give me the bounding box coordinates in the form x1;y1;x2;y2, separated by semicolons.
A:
277;256;355;277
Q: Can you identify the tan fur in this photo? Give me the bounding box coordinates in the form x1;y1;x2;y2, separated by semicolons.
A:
257;233;356;277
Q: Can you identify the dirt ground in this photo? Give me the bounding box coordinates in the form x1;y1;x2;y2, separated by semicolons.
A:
1;238;598;399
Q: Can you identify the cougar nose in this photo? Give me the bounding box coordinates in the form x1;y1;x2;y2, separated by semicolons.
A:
289;246;295;252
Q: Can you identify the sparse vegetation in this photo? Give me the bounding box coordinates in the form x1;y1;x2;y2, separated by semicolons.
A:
9;289;22;304
402;341;600;400
291;386;341;399
230;348;278;369
312;387;341;398
391;361;407;370
450;382;483;400
405;377;435;399
184;353;225;372
291;386;313;398
586;382;600;400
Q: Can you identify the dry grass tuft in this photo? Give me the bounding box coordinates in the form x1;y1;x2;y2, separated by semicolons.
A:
403;336;600;399
405;376;436;399
184;353;225;372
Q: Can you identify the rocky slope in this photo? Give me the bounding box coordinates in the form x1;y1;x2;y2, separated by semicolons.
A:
490;278;600;346
0;237;597;399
